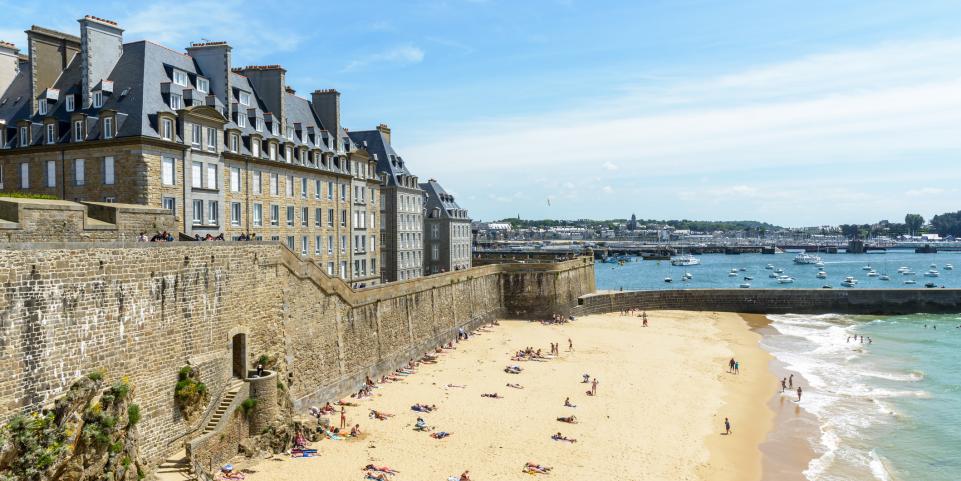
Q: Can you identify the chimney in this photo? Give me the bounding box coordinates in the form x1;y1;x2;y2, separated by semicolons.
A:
237;65;286;132
78;16;123;109
311;89;340;146
186;41;232;117
0;41;20;95
376;123;391;145
26;25;80;114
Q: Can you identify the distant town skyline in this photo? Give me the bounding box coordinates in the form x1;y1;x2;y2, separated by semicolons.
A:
4;1;960;225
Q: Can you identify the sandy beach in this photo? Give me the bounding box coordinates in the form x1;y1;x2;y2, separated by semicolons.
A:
239;311;777;481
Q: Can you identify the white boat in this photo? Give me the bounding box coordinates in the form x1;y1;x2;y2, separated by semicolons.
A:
774;268;784;274
841;277;857;287
670;255;701;266
769;273;778;278
815;261;825;268
924;270;940;277
682;272;693;280
945;264;954;270
867;270;879;277
902;270;916;276
862;265;872;271
777;275;794;284
664;277;672;283
739;283;751;288
728;271;738;277
794;253;822;265
904;279;916;285
739;268;747;272
765;264;775;270
822;285;833;289
930;264;937;269
897;266;910;273
879;274;890;281
816;271;828;279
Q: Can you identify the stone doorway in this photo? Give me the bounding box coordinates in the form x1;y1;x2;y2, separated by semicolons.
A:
232;333;247;379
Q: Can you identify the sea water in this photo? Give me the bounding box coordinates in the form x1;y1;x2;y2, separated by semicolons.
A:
763;313;961;481
594;252;961;291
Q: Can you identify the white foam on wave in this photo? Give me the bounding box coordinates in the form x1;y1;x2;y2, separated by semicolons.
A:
869;449;893;481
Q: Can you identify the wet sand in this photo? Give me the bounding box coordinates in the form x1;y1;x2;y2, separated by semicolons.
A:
238;311;780;481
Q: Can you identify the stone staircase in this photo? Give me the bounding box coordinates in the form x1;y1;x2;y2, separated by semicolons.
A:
154;380;245;481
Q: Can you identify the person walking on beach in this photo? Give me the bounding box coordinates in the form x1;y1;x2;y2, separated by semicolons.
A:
724;417;731;435
797;386;803;402
591;378;598;396
728;358;735;373
734;361;739;374
642;311;648;327
781;378;786;393
789;374;794;389
568;338;574;351
340;406;347;430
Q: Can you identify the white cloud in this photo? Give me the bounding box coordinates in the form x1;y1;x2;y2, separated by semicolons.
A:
405;36;961;222
601;186;613;194
120;0;301;60
343;44;425;72
905;187;946;197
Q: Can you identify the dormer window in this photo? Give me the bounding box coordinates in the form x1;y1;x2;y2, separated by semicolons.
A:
93;91;103;108
252;139;260;157
196;77;209;93
38;101;47;116
256;118;263;132
271;123;278;136
173;69;189;87
237;113;246;128
230;133;239;153
19;126;28;146
239;91;251;106
65;95;74;112
45;124;55;144
170;93;182;110
74;120;84;142
103;117;114;139
285;146;292;163
269;143;277;160
161;118;173;140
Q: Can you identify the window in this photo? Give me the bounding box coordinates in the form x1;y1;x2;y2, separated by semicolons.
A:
45;124;55;144
230;167;240;192
340;261;347;279
191;124;201;147
314;180;321;199
327;262;334;275
285;146;292;163
340;235;347;254
301;236;308;255
327;209;334;227
162;196;175;213
239;91;251;106
231;202;241;226
252;170;262;194
65;95;74;112
20;126;28;147
208;200;219;225
170;93;182;110
301;207;308;226
301;177;307;198
269;173;278;195
269;143;276;160
205;164;217;190
197;77;209;93
39;101;47;116
285;175;293;197
103;156;115;185
191;161;202;188
432;244;439;261
286;206;294;226
73;120;84;142
314;208;321;227
327;181;333;200
237;113;246;128
206;127;216;151
103;117;113;139
162;156;175;185
192;199;203;225
270;204;279;226
104;197;115;203
327;236;333;254
340;183;346;201
251;139;260;157
93;91;103;108
173;69;189;86
74;159;85;185
314;236;321;255
230;133;239;153
20;163;29;188
161;118;173;140
370;235;376;253
340;209;347;227
46;160;56;187
431;224;439;240
253;203;263;226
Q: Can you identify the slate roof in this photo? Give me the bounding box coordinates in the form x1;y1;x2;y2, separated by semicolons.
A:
421;179;468;220
348;129;416;188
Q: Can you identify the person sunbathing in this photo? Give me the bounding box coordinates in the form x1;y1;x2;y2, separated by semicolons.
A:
504;365;523;374
446;383;467;389
336;400;358;407
564;397;576;408
552;432;577;443
507;383;524;389
364;465;399;475
218;465;245;480
365;472;388;481
557;415;578;424
481;393;502;398
414;417;430;431
431;431;451;439
293;432;307;449
369;409;393;420
524;462;553;474
411;403;437;412
322;402;335;413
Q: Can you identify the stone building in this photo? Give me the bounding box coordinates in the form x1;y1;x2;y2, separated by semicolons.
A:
0;16;379;285
421;178;471;274
349;124;424;282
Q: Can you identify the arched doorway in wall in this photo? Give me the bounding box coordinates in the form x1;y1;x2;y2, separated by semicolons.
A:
232;333;247;379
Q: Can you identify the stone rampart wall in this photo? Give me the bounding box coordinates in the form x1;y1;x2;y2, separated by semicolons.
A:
572;288;961;316
0;242;595;464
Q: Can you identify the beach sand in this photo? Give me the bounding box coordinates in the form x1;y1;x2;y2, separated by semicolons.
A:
239;311;777;481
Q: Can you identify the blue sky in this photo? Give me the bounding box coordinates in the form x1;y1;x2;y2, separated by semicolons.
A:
3;0;961;226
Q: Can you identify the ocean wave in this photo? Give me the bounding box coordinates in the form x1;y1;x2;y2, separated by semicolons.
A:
869;449;893;481
857;369;924;382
